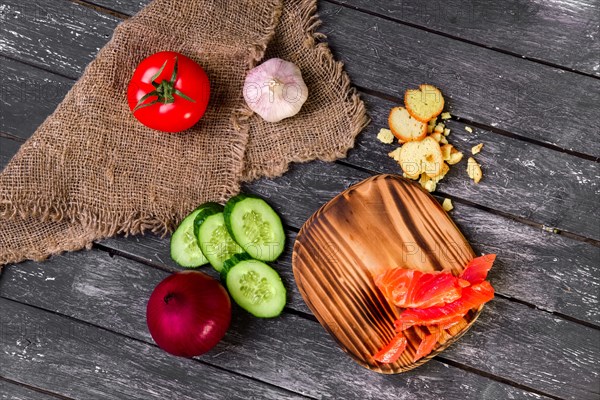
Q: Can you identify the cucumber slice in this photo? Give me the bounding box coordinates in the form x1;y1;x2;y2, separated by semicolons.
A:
226;259;286;318
170;207;210;268
221;252;253;281
195;205;243;272
224;194;285;262
193;202;223;238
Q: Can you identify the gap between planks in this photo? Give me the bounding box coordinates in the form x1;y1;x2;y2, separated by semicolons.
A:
0;259;564;400
70;0;599;81
435;357;565;400
0;375;74;400
325;0;600;81
0;296;317;400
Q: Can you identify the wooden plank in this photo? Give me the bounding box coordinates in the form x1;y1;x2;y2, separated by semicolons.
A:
0;379;64;400
0;138;22;170
82;0;147;16
1;2;599;241
0;1;117;79
0;299;306;400
316;3;600;158
0;250;556;399
352;93;600;241
2;137;598;326
2;0;599;159
80;0;600;79
0;57;72;140
337;0;600;77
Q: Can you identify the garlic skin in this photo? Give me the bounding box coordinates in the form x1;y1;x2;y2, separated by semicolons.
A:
243;58;308;123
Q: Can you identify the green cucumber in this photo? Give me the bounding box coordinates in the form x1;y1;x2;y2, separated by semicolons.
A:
170;206;210;268
226;259;286;318
224;194;285;262
221;252;253;281
195;204;243;272
193;202;223;238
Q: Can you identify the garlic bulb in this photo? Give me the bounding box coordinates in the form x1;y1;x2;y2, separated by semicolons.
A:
243;58;308;123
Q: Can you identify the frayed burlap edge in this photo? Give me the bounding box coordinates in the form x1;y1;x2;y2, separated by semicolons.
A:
241;0;371;182
0;0;283;267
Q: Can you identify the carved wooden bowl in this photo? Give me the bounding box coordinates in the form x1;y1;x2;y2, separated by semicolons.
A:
292;174;481;373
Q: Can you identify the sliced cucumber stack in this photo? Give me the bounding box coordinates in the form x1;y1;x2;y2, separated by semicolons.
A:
225;257;286;318
170;194;288;319
194;203;243;272
224;194;285;262
170;207;209;268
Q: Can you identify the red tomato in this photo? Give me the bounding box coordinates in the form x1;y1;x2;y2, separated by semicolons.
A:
127;51;210;133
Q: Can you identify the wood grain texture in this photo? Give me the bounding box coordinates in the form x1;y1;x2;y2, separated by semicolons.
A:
80;0;600;77
2;0;599;159
0;0;116;79
0;1;598;241
0;379;64;400
2;137;598;327
318;2;600;158
293;174;479;373
0;298;305;400
0;56;72;140
339;0;600;76
0;251;549;400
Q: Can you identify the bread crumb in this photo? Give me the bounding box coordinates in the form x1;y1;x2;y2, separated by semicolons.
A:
467;157;483;183
442;198;453;211
441;144;453;160
431;132;442;143
377;128;395;144
447;150;463;165
471;143;484;155
388;147;402;161
465;126;473;133
443;128;451;136
424;179;436;192
441;112;451;120
419;162;449;192
428;118;438;127
419;174;437;192
427;125;434;134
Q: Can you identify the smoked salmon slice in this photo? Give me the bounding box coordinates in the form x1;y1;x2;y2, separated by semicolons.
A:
395;281;495;331
373;332;407;364
413;333;440;362
460;254;496;285
374;268;468;309
373;254;496;364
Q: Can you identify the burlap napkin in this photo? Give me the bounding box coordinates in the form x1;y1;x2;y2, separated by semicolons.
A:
0;0;369;266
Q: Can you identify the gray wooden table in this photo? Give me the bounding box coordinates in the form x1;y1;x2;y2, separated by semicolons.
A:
1;1;599;399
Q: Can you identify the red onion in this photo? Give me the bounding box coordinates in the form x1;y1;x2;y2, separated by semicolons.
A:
146;271;231;357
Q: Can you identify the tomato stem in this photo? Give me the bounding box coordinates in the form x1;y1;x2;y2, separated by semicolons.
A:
133;56;196;112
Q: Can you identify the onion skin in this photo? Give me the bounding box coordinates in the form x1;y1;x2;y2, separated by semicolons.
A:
146;271;231;357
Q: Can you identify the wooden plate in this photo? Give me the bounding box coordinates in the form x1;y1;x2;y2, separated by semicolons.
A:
292;174;481;373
